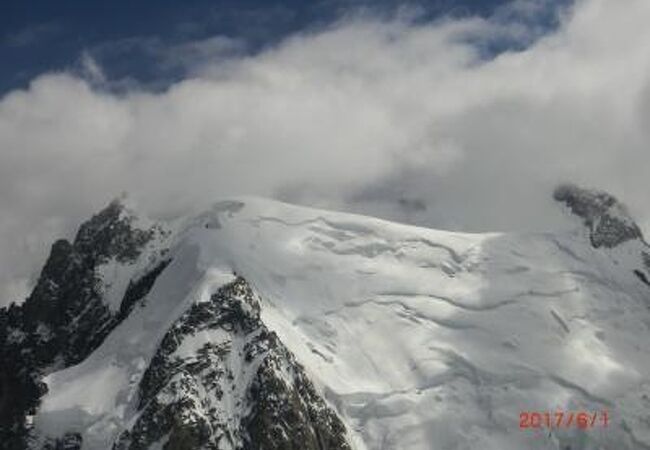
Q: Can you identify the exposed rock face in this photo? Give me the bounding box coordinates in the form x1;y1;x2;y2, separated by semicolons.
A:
0;200;168;449
553;184;644;248
42;432;83;450
113;277;351;450
643;251;650;271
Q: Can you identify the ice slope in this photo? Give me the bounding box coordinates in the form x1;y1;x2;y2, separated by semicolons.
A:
34;195;650;450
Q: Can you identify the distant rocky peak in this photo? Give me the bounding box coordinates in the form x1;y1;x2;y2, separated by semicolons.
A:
553;183;644;248
73;198;156;263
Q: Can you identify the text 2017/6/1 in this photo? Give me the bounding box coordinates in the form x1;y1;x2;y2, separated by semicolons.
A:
519;410;609;430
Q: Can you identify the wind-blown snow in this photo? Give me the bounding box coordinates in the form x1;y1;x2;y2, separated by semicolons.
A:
34;197;650;449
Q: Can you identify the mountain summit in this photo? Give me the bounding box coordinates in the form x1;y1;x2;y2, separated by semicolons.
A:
1;186;650;450
553;183;645;248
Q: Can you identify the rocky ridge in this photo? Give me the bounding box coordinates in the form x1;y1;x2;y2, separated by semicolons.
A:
553;183;645;248
113;277;350;450
0;200;169;449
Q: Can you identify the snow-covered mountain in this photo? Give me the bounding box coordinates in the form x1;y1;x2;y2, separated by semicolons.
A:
1;184;650;450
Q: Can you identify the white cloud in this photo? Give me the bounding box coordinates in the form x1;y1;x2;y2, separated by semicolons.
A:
1;0;650;305
80;51;107;85
3;22;61;48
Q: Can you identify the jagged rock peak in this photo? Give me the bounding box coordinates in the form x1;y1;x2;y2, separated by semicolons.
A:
0;197;172;449
553;183;643;248
73;197;156;263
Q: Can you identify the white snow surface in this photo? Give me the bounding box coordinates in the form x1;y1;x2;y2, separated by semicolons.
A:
34;197;650;449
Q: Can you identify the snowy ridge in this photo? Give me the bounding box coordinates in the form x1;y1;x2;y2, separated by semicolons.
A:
113;276;350;450
2;187;650;449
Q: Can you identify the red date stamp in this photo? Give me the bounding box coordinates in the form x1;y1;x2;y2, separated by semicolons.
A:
519;410;609;430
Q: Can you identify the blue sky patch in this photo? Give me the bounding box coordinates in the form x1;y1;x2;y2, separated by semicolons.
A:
0;0;570;95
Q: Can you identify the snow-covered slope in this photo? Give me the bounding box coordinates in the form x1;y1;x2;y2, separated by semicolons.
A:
3;185;650;449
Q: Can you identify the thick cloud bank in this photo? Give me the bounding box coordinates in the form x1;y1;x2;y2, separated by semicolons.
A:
1;0;650;305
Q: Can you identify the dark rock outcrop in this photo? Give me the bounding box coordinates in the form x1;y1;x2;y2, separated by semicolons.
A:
554;184;650;292
554;184;644;248
113;277;351;450
42;432;83;450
